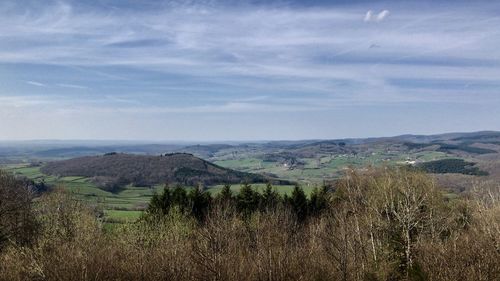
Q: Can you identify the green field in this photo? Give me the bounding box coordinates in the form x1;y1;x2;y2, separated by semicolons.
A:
2;165;163;222
213;150;454;185
215;154;376;183
3;165;317;222
1;149;456;222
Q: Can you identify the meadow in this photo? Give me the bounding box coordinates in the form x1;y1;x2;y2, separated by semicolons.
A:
213;150;450;184
0;149;459;223
2;165;158;222
3;165;297;222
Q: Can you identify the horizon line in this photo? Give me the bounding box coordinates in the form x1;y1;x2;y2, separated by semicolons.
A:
0;130;497;144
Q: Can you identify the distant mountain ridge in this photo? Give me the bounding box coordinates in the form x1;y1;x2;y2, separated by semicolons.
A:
1;130;498;162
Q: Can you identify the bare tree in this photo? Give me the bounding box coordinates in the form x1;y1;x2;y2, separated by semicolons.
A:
0;170;37;249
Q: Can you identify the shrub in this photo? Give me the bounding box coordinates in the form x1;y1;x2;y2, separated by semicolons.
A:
1;168;499;281
0;170;38;250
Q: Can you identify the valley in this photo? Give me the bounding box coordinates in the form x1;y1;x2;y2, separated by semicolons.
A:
2;131;499;222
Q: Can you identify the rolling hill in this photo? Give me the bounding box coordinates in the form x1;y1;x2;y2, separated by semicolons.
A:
41;153;270;191
3;130;499;190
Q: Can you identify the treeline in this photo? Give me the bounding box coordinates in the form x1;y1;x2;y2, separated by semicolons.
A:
437;143;496;154
146;183;328;222
1;168;499;281
403;141;497;155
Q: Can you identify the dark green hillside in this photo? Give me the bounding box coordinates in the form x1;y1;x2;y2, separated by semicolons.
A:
436;143;496;154
450;131;500;142
285;140;355;158
418;158;489;176
41;153;268;191
403;142;433;150
404;141;497;154
178;144;234;158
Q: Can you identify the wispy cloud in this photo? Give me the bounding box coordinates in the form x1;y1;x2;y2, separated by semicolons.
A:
57;83;89;89
1;1;498;86
1;0;500;139
0;95;53;106
25;80;46;87
364;10;390;22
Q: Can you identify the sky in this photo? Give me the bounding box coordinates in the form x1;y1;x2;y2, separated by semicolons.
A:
1;0;499;141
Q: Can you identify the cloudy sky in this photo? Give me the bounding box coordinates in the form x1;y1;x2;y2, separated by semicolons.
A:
1;0;499;141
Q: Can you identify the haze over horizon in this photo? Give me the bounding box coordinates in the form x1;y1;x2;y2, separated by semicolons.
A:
1;130;499;144
1;0;500;141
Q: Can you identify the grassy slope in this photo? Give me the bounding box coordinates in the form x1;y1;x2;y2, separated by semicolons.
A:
3;165;308;222
4;165;163;222
0;149;464;222
214;150;448;184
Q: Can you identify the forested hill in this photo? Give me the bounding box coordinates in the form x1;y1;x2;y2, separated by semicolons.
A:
41;153;268;190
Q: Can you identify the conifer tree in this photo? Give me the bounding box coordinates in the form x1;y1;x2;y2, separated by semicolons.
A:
289;184;308;221
188;185;211;221
217;184;233;203
260;182;280;211
309;185;329;215
237;183;259;216
171;184;188;212
147;184;171;215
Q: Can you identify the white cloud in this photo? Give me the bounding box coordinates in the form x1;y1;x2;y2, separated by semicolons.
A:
364;10;373;22
1;1;500;117
26;80;46;87
376;10;390;21
0;2;493;76
0;95;53;106
364;9;390;22
57;83;89;89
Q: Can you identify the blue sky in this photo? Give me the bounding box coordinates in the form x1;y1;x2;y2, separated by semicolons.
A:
1;0;499;141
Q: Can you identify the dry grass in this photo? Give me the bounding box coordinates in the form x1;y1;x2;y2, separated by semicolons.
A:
1;168;498;281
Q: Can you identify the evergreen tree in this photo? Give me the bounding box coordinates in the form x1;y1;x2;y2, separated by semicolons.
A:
171;184;188;212
147;184;171;215
188;186;211;221
260;182;280;211
289;185;308;221
237;183;259;216
216;184;234;206
309;185;329;215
